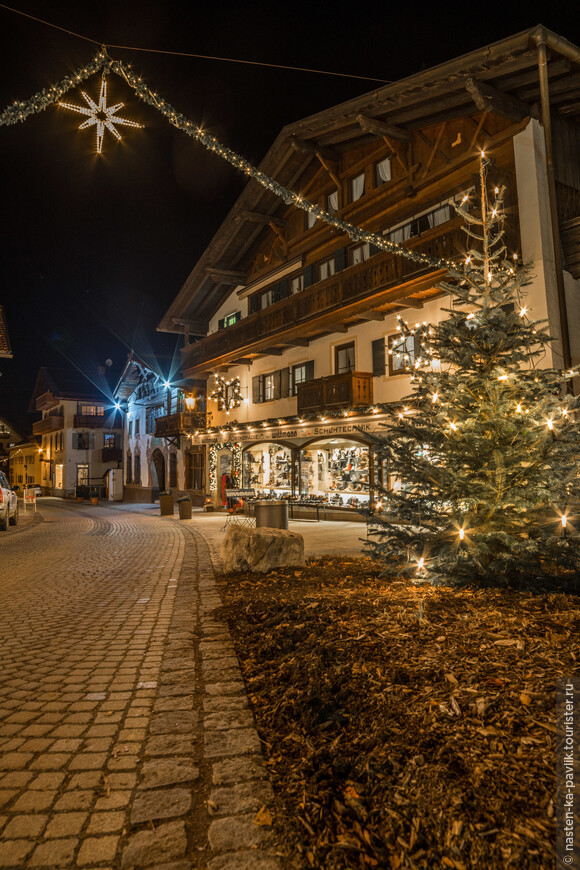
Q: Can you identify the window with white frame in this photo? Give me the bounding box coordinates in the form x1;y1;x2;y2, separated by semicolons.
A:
264;373;276;401
388;334;417;375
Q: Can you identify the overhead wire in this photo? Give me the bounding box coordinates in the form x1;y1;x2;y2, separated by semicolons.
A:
0;2;392;83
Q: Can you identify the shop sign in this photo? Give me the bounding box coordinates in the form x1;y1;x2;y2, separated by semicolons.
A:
196;418;386;445
226;488;255;497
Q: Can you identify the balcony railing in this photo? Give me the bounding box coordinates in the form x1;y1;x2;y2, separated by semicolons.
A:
101;447;123;463
73;415;110;429
33;416;64;435
155;412;207;438
297;372;373;414
182;222;468;372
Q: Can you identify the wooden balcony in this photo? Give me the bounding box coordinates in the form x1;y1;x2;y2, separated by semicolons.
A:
73;415;109;428
297;372;373;414
155;412;207;438
181;222;469;375
33;416;64;435
101;447;123;463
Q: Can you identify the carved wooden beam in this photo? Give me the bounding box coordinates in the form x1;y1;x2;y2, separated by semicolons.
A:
260;347;285;356
468;111;490;149
171;317;209;335
315;153;342;192
416;129;449;169
421;122;448;180
286;337;310;346
356;114;411;143
239;210;287;227
230;358;253;365
269;221;287;251
327;322;349;333
206;268;247;284
401;298;425;309
289;136;337;163
465;78;530;123
357;310;386;321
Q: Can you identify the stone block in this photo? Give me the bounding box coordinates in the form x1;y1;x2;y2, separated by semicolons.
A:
140;759;200;790
130;788;191;824
121;821;187;867
220;527;304;574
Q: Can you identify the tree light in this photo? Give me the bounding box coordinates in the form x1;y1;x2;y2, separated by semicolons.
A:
459;528;464;540
562;515;567;529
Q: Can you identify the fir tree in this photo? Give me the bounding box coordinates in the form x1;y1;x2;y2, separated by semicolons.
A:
367;155;580;587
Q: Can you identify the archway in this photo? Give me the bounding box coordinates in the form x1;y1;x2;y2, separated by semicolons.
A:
150;448;165;501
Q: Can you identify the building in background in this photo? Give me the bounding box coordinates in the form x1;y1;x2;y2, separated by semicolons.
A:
8;440;42;492
114;351;206;504
30;367;123;498
156;27;580;517
0;416;24;477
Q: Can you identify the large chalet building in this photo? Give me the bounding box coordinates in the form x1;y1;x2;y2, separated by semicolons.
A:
153;26;580;517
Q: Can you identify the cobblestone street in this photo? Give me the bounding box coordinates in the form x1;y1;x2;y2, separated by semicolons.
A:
0;502;281;869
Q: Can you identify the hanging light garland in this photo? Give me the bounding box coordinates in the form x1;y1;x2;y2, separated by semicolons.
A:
1;49;456;274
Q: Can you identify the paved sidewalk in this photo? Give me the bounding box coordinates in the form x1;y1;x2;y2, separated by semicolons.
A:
0;501;284;869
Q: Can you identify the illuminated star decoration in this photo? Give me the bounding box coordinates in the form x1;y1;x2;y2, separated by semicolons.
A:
59;74;142;154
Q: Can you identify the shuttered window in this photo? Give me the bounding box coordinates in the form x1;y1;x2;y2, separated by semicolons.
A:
372;338;386;377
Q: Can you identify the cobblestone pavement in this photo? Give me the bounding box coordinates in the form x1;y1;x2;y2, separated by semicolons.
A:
0;501;282;869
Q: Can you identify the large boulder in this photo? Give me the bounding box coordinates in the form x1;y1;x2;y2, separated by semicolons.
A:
220;526;305;574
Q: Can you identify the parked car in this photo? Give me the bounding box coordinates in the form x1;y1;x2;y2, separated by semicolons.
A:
0;471;18;531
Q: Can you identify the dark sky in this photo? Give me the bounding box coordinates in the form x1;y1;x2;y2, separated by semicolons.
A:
0;0;577;432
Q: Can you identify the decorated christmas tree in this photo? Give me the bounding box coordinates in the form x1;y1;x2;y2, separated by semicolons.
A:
367;154;580;587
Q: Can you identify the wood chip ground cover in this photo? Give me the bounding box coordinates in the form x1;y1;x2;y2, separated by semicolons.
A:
214;556;578;869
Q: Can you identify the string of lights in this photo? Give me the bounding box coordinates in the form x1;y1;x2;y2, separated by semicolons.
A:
0;50;454;273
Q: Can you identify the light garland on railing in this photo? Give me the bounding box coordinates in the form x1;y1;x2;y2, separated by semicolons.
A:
0;50;457;274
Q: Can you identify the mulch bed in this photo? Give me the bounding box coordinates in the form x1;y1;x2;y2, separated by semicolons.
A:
214;556;579;869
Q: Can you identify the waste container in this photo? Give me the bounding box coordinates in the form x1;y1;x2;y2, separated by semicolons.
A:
254;500;289;530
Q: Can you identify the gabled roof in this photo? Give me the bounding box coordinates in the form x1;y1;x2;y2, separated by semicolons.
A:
0;306;12;358
30;366;112;409
114;351;162;401
158;25;580;334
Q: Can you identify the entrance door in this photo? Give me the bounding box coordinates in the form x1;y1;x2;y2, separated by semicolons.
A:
150;449;165;501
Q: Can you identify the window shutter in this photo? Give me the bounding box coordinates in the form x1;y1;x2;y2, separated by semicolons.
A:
305;360;315;381
72;433;78;450
369;242;381;256
273;369;282;400
303;264;316;288
235;310;242;322
280;367;290;398
372;338;386;377
334;247;347;272
249;294;260;314
252;375;263;404
218;318;225;330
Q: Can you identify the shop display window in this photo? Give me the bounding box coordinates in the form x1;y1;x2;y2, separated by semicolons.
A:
243;444;293;495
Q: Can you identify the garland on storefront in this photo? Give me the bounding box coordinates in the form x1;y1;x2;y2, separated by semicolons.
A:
208;441;242;491
0;49;458;275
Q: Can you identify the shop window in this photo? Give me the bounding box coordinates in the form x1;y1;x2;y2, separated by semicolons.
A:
388;334;417;375
126;453;132;484
134;454;141;485
375;157;392;187
349;171;365;203
244;445;292;492
169;453;178;488
76;464;89;486
292;361;315;395
335;342;356;374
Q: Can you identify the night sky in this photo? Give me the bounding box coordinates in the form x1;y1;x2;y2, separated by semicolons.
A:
0;0;577;433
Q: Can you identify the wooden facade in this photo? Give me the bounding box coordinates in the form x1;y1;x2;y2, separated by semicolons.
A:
156;27;580;514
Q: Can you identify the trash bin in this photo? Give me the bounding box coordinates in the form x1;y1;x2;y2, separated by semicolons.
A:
254;500;288;530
